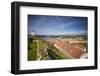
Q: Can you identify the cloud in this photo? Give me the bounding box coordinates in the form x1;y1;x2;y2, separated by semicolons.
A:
28;15;87;35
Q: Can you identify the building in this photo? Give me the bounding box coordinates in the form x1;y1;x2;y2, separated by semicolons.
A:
30;31;36;36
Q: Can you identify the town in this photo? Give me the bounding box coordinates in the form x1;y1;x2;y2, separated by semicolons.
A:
28;32;88;61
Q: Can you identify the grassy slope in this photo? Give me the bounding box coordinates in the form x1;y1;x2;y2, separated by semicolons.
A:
48;45;69;59
28;38;37;61
28;35;69;61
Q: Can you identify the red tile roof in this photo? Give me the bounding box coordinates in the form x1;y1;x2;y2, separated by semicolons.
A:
54;40;83;58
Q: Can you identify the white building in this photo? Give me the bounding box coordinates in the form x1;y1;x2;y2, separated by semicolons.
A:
30;31;36;35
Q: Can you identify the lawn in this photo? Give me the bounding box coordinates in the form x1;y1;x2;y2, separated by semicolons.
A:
28;39;37;61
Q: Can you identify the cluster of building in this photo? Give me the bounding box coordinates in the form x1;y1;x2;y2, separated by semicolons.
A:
45;38;87;59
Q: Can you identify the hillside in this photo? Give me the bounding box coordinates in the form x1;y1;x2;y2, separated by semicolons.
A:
28;35;69;61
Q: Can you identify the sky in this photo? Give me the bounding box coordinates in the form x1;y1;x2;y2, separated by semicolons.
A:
28;15;87;35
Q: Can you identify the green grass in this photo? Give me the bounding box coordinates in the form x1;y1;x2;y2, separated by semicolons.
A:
48;44;69;59
28;40;37;61
47;49;62;59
